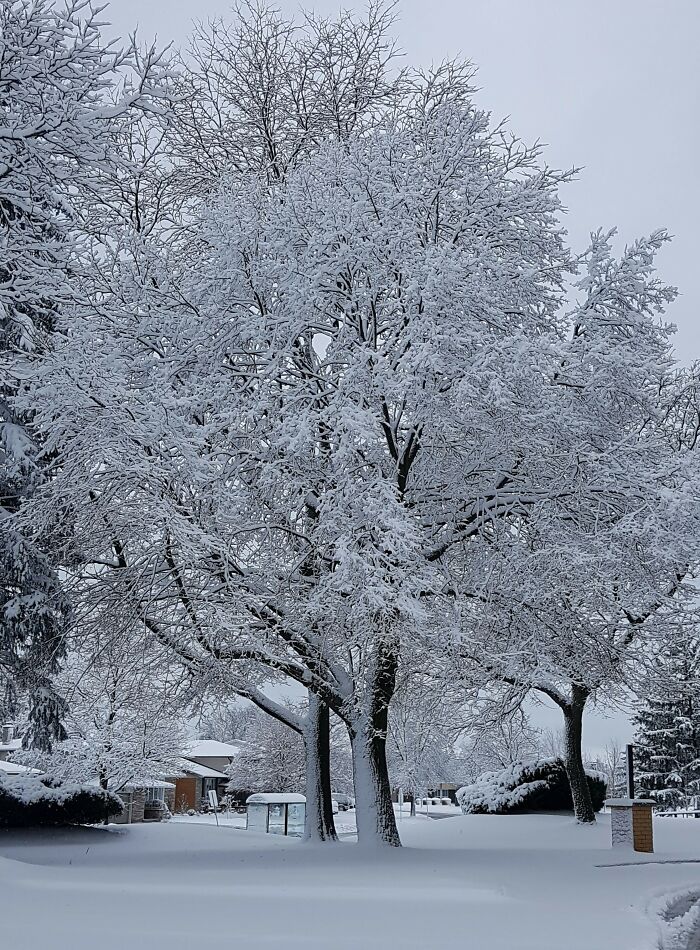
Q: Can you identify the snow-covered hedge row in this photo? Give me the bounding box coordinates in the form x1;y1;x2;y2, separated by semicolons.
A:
0;774;123;827
456;758;606;815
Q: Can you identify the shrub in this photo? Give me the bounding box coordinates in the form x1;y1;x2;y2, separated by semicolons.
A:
456;758;607;815
0;774;124;827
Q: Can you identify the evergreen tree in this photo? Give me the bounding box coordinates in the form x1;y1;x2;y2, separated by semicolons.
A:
634;640;700;809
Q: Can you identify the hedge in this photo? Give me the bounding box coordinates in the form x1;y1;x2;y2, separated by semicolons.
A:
456;758;607;815
0;774;124;827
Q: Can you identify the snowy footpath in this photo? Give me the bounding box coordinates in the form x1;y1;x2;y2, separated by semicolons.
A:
2;813;700;949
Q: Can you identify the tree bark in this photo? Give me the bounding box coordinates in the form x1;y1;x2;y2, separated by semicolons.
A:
99;768;110;825
562;689;596;823
350;713;401;847
303;693;338;842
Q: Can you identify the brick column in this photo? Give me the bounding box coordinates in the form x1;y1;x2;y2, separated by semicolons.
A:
606;798;654;853
632;803;654;853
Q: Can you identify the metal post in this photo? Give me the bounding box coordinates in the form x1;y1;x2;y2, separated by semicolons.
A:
626;744;635;799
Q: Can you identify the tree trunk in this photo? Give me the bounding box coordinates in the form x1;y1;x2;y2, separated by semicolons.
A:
562;691;596;823
303;694;338;842
350;714;401;847
99;769;110;825
410;791;416;818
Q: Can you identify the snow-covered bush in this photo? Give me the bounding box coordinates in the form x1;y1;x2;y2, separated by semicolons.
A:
456;759;606;815
0;774;123;827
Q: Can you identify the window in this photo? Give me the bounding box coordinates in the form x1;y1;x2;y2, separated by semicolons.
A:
145;786;165;802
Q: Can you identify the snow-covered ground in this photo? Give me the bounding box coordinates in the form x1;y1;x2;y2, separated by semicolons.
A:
169;801;459;836
2;813;700;949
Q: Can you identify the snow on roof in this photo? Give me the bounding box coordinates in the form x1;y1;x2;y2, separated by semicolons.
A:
0;738;22;753
0;760;41;776
184;740;247;759
175;760;229;780
246;793;306;805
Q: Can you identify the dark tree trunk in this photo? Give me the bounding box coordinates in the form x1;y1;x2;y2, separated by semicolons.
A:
303;694;338;842
350;710;401;847
562;688;595;823
349;640;401;846
410;791;416;818
99;769;110;825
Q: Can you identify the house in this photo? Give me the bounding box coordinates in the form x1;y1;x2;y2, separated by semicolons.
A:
0;724;22;762
0;760;41;778
427;783;460;803
112;780;176;823
165;740;248;812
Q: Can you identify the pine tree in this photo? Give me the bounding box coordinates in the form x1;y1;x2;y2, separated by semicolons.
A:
634;640;700;809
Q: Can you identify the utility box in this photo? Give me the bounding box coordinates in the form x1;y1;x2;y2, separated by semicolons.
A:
606;798;654;852
246;793;306;837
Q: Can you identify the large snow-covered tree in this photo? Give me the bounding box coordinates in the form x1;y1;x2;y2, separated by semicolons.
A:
20;9;699;846
25;66;577;844
23;1;406;843
450;236;700;821
0;0;171;747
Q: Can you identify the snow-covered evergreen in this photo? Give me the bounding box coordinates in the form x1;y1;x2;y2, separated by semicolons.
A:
634;639;700;809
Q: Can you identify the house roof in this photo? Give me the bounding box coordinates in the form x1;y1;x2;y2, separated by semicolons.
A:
0;760;41;776
169;759;229;780
0;738;22;754
184;740;247;759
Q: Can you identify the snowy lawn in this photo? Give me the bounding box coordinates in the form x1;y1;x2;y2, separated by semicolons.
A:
3;813;700;949
168;801;459;836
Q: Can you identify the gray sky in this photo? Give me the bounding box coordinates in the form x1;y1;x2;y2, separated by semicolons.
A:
105;0;698;753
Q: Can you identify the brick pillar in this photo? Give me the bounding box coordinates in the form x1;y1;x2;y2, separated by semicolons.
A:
606;798;654;853
632;803;654;853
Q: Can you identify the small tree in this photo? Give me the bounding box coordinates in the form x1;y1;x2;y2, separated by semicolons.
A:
24;623;189;791
387;676;463;815
227;707;306;794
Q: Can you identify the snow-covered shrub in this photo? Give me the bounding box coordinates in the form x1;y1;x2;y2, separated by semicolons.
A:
456;758;606;815
0;774;123;827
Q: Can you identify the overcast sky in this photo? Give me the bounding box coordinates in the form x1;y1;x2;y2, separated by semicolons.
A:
105;0;698;753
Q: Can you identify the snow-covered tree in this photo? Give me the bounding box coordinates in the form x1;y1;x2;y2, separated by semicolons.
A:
226;706;306;794
460;708;543;778
634;638;700;809
199;702;258;743
27;73;577;845
0;0;171;747
387;676;464;815
449;230;700;821
20;8;700;846
18;1;406;843
23;618;189;791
